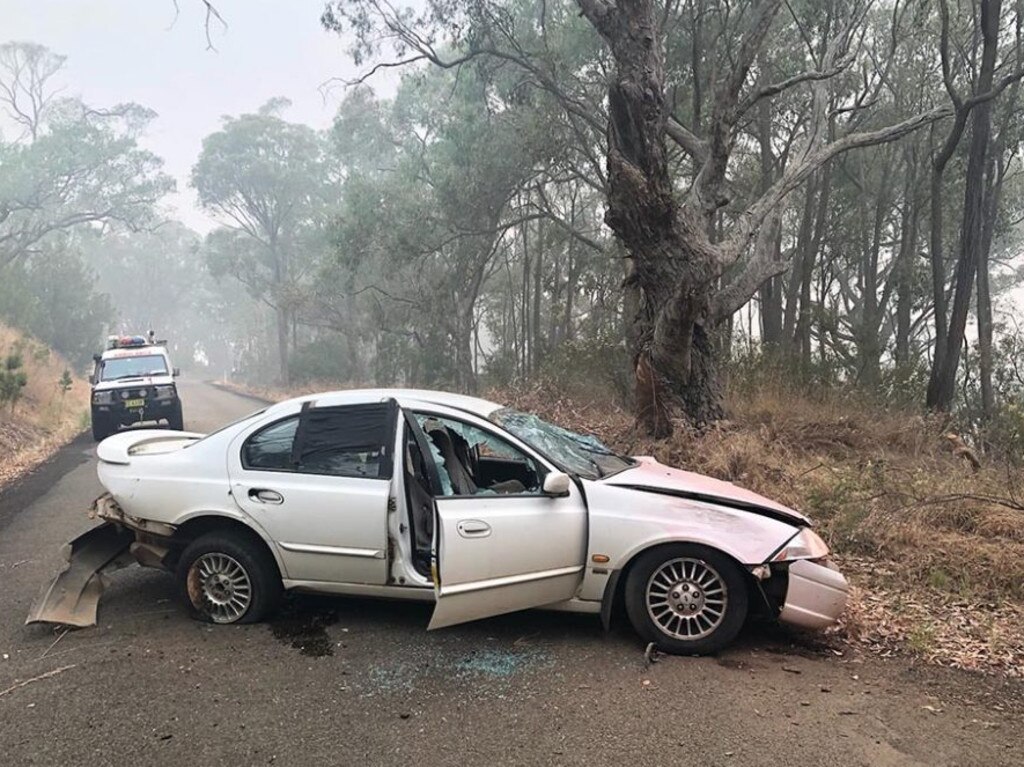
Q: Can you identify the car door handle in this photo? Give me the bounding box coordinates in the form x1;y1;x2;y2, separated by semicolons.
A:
457;520;491;538
248;488;284;505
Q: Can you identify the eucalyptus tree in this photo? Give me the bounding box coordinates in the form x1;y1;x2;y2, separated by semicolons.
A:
323;0;980;436
0;232;114;368
0;42;172;268
82;223;209;358
926;0;1008;410
192;99;335;383
322;65;570;391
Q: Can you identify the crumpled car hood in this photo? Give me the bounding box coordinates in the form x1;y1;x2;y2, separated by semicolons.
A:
602;456;809;525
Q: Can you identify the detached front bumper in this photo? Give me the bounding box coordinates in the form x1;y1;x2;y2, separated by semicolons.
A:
777;559;849;630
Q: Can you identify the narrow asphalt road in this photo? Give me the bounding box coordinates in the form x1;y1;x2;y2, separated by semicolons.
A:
0;380;1021;766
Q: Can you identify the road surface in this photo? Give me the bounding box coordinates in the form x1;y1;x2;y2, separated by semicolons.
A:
0;380;1021;766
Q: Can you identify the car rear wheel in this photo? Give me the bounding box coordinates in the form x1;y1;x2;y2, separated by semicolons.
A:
624;544;748;655
176;532;282;624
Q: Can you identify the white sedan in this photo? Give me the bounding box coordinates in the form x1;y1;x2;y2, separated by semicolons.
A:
29;389;848;654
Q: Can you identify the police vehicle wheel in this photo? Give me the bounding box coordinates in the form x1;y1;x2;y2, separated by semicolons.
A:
91;415;112;442
168;404;184;431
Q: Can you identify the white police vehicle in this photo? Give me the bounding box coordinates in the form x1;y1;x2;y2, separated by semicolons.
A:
89;333;183;441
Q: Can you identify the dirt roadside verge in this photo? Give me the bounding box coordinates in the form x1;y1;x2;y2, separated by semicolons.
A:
0;325;89;495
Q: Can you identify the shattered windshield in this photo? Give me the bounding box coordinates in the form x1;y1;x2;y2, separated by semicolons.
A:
100;354;168;381
490;408;634;480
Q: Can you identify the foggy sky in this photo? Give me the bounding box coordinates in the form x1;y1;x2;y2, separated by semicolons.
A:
1;0;379;233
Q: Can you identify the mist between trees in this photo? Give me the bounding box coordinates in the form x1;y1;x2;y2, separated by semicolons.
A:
2;0;1024;446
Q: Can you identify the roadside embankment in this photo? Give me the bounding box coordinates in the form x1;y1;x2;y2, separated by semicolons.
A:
0;323;89;491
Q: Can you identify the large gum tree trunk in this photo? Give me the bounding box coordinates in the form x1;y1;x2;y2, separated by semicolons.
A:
587;0;722;437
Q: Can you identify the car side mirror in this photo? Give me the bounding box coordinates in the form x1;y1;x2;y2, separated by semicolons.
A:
88;375;95;385
173;368;181;377
542;471;571;496
92;353;101;363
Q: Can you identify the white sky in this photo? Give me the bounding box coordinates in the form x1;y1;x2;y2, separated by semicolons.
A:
1;0;384;233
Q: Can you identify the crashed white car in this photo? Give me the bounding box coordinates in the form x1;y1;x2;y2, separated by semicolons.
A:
30;389;848;654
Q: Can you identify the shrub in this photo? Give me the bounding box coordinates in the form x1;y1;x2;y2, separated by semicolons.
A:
0;352;29;413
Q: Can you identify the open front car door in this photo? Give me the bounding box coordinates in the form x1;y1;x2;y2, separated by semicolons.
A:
409;408;587;630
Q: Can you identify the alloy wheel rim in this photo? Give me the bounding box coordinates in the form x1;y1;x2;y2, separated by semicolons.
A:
191;552;252;623
645;557;727;640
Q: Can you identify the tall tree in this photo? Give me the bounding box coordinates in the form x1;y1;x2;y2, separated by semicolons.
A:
325;0;970;435
927;0;1005;410
0;42;172;267
192;99;333;383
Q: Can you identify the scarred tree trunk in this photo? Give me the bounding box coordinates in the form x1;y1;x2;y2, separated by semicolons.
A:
579;0;723;437
570;0;945;435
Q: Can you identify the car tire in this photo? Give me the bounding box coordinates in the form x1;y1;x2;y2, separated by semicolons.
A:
167;403;184;431
91;415;111;442
624;543;748;655
176;532;282;625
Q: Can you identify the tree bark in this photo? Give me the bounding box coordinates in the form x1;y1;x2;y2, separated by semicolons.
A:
783;175;817;351
275;306;290;384
577;0;724;436
794;163;832;365
927;0;1002;411
894;156;920;368
759;276;783;348
755;88;782;349
977;150;1003;421
856;158;892;389
532;217;544;372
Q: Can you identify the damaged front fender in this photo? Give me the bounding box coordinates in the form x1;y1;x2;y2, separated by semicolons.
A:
25;522;136;628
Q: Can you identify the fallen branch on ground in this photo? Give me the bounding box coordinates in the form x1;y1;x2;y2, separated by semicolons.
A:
0;664;76;698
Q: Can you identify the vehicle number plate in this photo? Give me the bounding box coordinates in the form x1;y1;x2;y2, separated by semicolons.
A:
124;398;145;408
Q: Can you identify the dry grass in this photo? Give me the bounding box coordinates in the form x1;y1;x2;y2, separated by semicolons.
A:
0;323;90;489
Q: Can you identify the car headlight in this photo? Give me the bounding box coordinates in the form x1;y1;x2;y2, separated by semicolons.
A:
771;528;830;562
93;391;114;405
154;385;177;400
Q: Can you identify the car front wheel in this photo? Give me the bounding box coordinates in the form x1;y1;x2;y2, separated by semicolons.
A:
176;532;282;624
624;544;748;655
